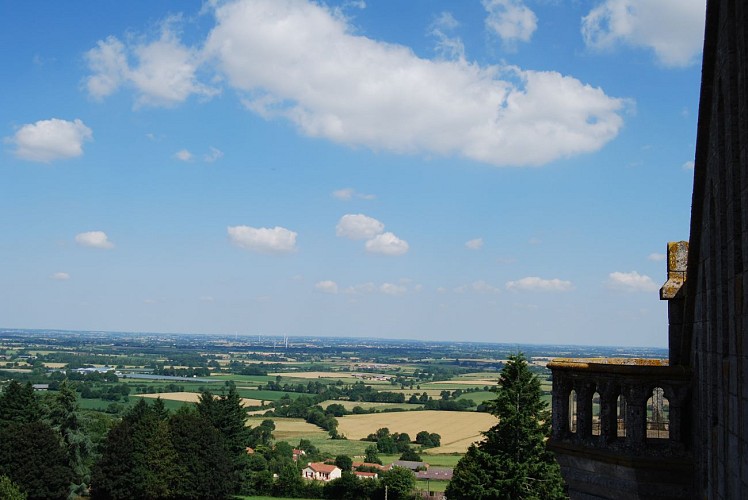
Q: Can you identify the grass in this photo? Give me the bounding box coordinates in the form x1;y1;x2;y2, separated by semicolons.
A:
416;479;449;492
455;391;495;404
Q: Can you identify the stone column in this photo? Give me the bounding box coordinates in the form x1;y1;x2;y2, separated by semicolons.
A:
624;384;650;450
551;374;572;440
598;380;620;443
575;381;595;441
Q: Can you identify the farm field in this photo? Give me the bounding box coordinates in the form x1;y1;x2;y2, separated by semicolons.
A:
317;400;423;411
136;391;264;407
335;410;496;454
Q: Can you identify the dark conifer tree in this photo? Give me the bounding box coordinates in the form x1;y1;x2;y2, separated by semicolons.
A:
446;353;566;499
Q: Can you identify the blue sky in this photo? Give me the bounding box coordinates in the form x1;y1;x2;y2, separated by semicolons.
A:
0;0;705;346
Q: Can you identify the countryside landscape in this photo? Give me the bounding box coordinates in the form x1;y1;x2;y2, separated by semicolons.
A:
0;328;666;499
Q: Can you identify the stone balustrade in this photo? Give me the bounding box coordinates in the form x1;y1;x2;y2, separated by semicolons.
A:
548;358;691;456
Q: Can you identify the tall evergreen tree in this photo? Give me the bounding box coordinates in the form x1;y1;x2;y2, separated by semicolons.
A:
91;399;177;500
196;387;250;494
446;353;566;500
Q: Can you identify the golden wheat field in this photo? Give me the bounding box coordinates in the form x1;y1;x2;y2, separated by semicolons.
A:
248;417;323;440
137;392;262;407
336;410;497;454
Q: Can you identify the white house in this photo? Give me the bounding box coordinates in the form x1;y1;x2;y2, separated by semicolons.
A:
301;462;342;482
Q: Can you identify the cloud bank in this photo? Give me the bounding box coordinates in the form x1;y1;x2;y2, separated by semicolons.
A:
85;0;626;167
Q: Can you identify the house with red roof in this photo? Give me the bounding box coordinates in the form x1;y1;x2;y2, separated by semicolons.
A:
301;462;342;482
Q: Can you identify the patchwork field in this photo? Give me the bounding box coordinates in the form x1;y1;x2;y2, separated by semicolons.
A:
136;392;263;407
335;410;496;454
317;400;423;411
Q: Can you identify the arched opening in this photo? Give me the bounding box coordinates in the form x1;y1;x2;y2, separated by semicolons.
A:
569;390;577;433
591;391;601;436
647;387;670;439
617;394;626;438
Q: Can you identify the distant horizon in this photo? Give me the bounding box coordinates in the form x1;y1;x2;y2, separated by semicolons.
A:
0;326;669;351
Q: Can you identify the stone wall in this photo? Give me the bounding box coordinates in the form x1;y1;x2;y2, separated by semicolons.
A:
681;0;748;497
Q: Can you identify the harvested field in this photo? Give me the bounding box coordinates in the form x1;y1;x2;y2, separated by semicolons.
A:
248;417;322;441
432;380;498;386
317;400;423;411
137;392;262;407
270;371;356;379
336;410;496;454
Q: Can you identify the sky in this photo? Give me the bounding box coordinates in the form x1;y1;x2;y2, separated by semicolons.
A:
0;0;705;346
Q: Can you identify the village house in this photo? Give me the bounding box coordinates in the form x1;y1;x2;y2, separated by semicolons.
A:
301;462;342;482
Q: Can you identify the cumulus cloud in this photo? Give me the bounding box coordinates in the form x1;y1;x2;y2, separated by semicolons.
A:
648;252;666;262
505;276;573;292
7;118;92;163
483;0;538;44
227;225;297;254
332;188;375;201
85;22;218;107
315;280;339;294
607;271;659;292
175;149;193;161
50;272;70;281
200;0;624;167
465;238;484;250
336;214;385;240
581;0;706;67
365;232;409;256
75;231;115;249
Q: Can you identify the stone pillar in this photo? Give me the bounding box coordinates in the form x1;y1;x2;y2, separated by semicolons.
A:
575;381;595;441
660;241;688;366
598;380;620;443
625;385;650;450
551;374;572;440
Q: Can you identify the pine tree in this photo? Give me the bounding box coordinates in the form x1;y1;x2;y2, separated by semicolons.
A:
446;353;566;500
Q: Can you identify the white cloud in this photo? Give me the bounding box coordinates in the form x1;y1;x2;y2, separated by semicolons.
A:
380;283;407;296
430;12;465;61
682;160;695;170
7;118;92;163
465;238;484;250
50;272;70;281
581;0;706;67
648;252;666;262
315;280;339;294
332;188;375;201
227;225;297;254
75;231;115;249
483;0;537;44
607;271;659;292
203;147;224;162
336;214;385;240
85;22;218;107
200;295;215;302
175;149;193;161
202;0;624;167
505;276;573;292
365;232;409;256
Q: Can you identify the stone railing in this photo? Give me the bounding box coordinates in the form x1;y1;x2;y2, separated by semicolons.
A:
547;358;691;456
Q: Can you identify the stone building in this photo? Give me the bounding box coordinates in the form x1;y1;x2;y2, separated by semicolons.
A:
547;0;748;498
